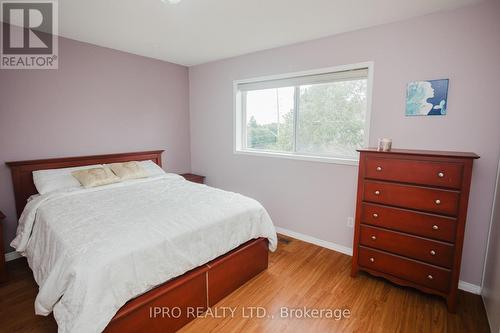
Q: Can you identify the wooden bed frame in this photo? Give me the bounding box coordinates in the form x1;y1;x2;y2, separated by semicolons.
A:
6;150;269;333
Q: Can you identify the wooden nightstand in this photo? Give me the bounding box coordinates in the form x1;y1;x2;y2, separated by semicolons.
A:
0;210;7;283
181;173;205;184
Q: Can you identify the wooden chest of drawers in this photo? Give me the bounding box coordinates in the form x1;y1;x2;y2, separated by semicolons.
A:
351;148;479;312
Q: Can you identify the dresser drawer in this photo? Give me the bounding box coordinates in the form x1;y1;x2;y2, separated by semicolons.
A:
360;225;454;268
364;156;463;189
363;181;460;216
361;203;457;242
359;246;451;292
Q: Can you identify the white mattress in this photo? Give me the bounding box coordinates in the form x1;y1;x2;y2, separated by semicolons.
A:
11;174;277;333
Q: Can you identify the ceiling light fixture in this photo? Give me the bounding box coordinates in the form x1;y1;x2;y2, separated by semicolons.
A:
161;0;181;4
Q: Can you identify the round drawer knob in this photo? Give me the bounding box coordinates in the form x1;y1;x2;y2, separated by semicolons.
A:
430;250;436;256
370;257;375;263
374;190;380;195
371;235;377;240
376;166;382;171
427;274;434;280
435;199;441;205
437;172;445;178
432;225;439;230
372;213;379;218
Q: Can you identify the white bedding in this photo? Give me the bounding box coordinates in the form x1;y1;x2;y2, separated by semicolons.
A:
11;174;277;333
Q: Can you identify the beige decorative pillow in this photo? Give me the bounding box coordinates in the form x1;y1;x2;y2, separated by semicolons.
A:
108;161;148;180
72;167;120;188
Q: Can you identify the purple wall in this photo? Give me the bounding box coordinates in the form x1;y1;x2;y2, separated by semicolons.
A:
189;0;500;286
482;159;500;332
0;35;191;252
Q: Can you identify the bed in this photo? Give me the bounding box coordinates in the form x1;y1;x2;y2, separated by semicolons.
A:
6;150;277;333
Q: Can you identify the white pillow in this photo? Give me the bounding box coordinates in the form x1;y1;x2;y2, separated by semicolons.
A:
33;164;102;194
139;160;166;177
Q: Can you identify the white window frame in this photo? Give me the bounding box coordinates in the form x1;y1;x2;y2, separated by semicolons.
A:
233;62;374;166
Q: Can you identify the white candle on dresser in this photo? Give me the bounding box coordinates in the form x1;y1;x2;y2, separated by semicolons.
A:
377;138;392;151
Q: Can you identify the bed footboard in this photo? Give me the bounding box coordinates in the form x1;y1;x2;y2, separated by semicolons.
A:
105;238;269;333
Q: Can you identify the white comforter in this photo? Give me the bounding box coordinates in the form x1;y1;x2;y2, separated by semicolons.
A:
11;174;277;333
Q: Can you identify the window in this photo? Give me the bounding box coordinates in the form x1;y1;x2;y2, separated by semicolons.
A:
234;63;373;164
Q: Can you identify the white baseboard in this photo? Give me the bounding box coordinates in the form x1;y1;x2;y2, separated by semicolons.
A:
274;226;482;295
275;226;353;256
5;251;22;262
458;281;482;295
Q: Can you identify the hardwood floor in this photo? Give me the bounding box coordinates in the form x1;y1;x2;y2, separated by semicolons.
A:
0;235;490;333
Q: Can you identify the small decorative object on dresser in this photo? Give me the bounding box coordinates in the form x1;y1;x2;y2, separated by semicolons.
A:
377;138;392;152
0;210;7;283
181;173;205;184
351;148;479;312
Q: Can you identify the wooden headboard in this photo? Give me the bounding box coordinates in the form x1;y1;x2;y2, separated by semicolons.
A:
6;150;164;218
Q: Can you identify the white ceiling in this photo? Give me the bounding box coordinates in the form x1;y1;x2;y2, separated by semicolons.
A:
56;0;481;66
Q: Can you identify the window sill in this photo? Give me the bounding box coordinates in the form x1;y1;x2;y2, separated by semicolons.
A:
234;149;359;166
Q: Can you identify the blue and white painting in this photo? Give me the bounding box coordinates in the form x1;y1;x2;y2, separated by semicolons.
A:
406;79;449;116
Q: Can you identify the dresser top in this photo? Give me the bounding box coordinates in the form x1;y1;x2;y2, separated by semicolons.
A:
358;148;480;159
